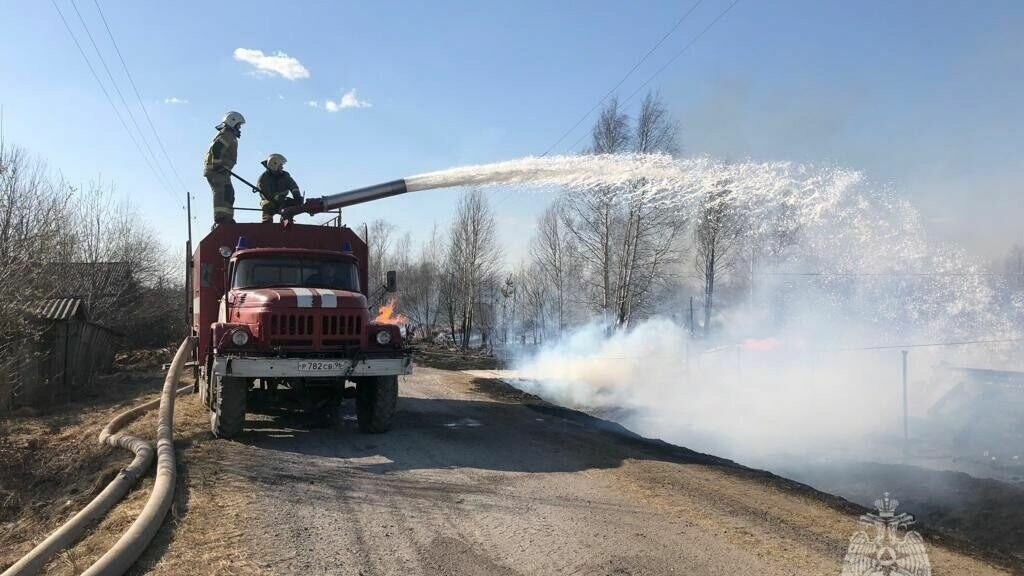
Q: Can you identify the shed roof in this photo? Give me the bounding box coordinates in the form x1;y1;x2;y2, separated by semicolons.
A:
33;298;87;321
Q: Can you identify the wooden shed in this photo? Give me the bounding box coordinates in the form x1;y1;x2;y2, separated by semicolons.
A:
11;298;119;407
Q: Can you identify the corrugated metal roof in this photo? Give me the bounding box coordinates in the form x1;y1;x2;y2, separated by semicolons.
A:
33;298;86;321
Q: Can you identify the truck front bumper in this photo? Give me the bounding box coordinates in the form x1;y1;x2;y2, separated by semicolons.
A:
212;353;412;378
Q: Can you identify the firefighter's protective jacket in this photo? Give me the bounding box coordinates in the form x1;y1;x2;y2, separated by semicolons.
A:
203;129;238;177
257;169;301;206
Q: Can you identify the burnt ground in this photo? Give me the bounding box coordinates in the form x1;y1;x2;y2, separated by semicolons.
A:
773;460;1024;564
409;341;505;371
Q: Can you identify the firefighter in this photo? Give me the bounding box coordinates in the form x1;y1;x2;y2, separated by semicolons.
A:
256;153;303;223
203;111;245;226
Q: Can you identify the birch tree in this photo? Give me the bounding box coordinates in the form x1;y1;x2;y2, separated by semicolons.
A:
694;184;745;335
442;190;501;349
530;201;579;335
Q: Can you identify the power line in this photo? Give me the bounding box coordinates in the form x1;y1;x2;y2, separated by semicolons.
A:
623;0;741;107
540;0;707;157
563;0;743;154
757;271;1024;278
91;0;194;208
50;0;184;210
67;0;181;205
831;337;1024;352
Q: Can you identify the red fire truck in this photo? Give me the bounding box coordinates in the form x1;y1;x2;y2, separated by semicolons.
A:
189;222;411;438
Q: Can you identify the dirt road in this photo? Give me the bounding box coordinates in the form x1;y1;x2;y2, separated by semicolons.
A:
154;366;1008;576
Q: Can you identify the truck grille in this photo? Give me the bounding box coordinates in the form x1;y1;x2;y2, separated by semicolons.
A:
270;313;315;336
266;312;363;350
321;314;362;337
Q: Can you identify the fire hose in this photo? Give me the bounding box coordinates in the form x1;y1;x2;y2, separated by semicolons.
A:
2;338;192;576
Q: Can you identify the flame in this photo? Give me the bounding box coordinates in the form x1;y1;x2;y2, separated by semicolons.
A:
742;337;782;351
374;297;409;325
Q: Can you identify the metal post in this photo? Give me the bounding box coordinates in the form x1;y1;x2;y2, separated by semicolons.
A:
901;350;909;452
688;296;695;337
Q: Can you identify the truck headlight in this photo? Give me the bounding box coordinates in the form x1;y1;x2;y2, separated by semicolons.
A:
231;329;250;346
375;330;392;345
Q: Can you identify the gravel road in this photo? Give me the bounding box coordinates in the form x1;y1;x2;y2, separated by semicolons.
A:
194;367;1011;575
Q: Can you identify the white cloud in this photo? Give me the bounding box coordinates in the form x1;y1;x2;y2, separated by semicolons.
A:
163;97;189;104
232;48;310;81
306;100;320;108
323;89;372;112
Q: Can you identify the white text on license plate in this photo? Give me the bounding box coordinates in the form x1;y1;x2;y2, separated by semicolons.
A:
297;360;349;372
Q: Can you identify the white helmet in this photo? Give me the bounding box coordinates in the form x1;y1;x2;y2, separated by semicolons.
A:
264;153;287;172
219;111;245;130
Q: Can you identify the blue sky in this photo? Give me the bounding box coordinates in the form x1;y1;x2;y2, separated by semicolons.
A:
2;0;1021;261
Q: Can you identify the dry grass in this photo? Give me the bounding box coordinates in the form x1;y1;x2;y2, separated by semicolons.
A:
0;366;268;575
0;371;165;570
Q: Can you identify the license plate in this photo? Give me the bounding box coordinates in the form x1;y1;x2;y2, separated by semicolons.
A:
297;360;349;372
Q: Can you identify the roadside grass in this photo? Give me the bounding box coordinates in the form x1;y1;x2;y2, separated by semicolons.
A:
0;348;268;575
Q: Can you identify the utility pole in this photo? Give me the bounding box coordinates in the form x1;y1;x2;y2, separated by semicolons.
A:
186;191;192;248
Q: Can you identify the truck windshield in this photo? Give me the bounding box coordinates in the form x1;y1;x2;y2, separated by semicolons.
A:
232;257;360;292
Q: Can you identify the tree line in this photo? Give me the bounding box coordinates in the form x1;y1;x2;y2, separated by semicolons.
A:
0;143;183;354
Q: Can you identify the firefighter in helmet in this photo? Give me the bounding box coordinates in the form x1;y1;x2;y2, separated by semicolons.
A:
257;153;303;223
203;111;245;226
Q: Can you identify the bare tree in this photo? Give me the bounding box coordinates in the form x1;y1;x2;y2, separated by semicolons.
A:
694;184;745;335
561;93;685;328
0;145;73;346
561;97;631;318
612;92;684;327
530;201;579;335
518;261;549;345
442;190;502;349
404;225;443;338
1004;244;1024;292
367;218;396;302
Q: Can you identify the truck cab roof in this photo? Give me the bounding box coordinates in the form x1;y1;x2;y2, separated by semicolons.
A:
232;247;358;261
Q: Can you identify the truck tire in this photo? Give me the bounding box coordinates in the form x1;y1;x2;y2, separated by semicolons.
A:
211;375;247;438
356;375;398;433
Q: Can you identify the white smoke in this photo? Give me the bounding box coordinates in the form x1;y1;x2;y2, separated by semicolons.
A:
491;154;1022;465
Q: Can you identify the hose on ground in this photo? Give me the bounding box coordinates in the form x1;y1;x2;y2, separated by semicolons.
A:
1;338;192;576
81;337;191;576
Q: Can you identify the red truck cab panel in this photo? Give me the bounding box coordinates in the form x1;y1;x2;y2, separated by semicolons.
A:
192;223;369;366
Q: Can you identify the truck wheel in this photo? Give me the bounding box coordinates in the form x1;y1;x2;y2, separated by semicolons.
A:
319;388;346;430
211;375;247;438
356;376;398;433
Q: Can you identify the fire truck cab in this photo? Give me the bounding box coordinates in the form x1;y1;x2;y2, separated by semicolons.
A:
189;222;411;438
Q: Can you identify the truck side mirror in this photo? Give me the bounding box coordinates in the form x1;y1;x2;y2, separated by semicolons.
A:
386;270;397;293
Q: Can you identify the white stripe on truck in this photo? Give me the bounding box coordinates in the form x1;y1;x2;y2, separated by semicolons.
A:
315;289;338;308
292;287;314;308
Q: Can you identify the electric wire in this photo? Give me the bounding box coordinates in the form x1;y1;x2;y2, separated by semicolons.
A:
831;337;1024;352
50;0;184;210
756;271;1024;278
540;0;706;157
564;0;743;154
69;0;176;202
556;337;1024;360
92;0;196;218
